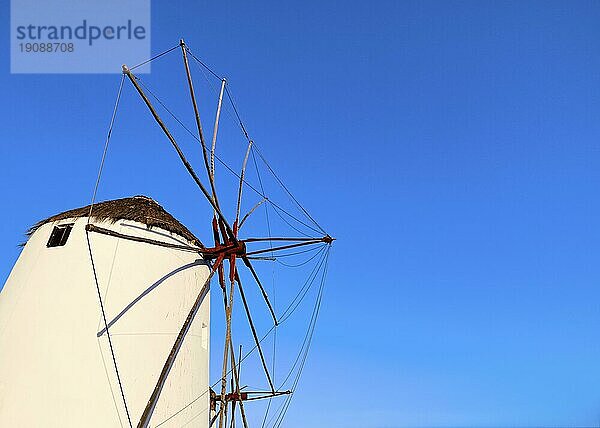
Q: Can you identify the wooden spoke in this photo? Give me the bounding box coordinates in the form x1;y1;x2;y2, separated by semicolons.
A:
246;240;326;257
238;197;267;230
218;273;236;428
241;256;278;326
122;65;238;244
235;269;275;393
235;141;253;227
211;79;227;198
229;343;249;428
180;39;220;210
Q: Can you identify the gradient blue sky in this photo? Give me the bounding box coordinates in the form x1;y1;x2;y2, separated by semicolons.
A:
2;1;600;427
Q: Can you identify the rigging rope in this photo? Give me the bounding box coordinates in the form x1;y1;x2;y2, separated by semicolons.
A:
275;245;326;268
255;248;330;427
224;85;251;141
268;198;315;238
224;80;326;235
86;75;133;428
186;47;222;80
88;74;124;211
86;236;133;428
278;246;329;324
269;245;326;259
270;247;330;428
134;75;324;236
250;138;278;428
130;44;180;71
278;249;329;388
253;144;327;235
185;45;328;236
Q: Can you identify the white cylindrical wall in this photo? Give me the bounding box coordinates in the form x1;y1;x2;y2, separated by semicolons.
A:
0;216;210;427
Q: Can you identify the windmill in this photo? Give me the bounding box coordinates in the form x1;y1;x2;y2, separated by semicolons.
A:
0;40;333;428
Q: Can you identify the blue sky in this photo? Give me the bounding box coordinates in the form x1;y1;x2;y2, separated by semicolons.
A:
2;1;600;426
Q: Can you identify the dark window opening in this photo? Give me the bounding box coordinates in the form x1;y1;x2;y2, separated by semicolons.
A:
47;224;73;247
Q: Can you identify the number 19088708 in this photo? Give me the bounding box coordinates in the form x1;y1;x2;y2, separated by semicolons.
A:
19;43;75;53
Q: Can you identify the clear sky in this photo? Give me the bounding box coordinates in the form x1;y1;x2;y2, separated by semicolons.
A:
2;1;600;427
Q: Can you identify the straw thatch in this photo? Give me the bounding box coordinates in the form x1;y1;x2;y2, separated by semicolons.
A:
26;195;203;247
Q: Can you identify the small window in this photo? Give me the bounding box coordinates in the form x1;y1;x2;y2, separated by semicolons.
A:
47;224;73;247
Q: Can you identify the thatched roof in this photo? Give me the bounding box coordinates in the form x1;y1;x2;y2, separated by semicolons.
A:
27;195;202;247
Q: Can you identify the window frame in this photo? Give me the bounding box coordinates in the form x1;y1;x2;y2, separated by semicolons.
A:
46;223;74;248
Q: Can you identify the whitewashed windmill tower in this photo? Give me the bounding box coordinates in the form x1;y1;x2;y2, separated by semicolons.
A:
0;196;212;427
